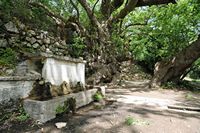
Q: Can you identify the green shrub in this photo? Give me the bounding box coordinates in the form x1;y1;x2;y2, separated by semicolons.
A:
0;48;17;68
92;92;103;102
0;99;30;124
16;113;29;122
68;36;86;58
55;97;76;116
55;104;67;115
15;104;30;122
125;116;135;126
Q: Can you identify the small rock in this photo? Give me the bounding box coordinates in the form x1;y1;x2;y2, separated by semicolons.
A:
45;44;49;48
46;48;52;54
5;69;14;75
18;23;25;30
26;37;31;42
21;41;27;46
5;21;19;33
41;30;48;34
54;42;60;46
60;40;66;45
55;48;59;52
40;45;46;51
27;43;31;47
57;52;62;56
22;32;26;35
55;122;67;129
37;39;42;44
49;45;53;50
79;57;83;60
28;30;36;36
40;33;44;39
36;35;41;39
33;43;39;48
0;39;8;47
8;37;16;44
43;38;50;44
49;37;55;43
30;37;37;44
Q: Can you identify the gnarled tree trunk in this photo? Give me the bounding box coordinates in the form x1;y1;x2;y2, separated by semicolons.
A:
150;36;200;88
77;0;176;85
29;0;176;85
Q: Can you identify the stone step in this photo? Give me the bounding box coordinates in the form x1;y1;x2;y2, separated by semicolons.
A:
108;80;150;89
106;94;178;108
122;80;150;86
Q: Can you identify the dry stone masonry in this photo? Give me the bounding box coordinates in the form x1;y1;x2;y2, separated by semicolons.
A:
0;20;103;124
1;21;69;56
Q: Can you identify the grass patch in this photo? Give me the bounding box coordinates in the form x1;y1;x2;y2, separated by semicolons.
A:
0;99;30;125
185;92;194;100
92;91;104;102
125;116;149;126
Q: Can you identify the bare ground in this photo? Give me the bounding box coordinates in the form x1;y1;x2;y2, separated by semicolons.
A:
3;81;200;133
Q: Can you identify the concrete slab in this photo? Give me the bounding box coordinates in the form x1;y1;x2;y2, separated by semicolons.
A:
24;87;105;123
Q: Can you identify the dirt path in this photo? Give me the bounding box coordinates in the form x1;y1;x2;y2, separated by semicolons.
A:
7;81;200;133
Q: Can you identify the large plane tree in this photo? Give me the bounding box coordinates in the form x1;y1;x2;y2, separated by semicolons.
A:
28;0;176;83
1;0;200;87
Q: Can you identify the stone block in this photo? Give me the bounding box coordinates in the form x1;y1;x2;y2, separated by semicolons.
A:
0;76;39;102
23;88;105;123
0;81;34;102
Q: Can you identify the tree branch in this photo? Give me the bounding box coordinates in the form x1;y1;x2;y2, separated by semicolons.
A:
78;0;100;27
110;0;125;14
69;0;80;19
109;0;176;25
124;22;148;29
78;0;108;40
92;0;100;16
111;0;138;23
100;0;125;19
29;1;67;24
136;0;176;7
100;0;111;19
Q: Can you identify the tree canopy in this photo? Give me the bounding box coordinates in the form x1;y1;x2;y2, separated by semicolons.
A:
1;0;200;85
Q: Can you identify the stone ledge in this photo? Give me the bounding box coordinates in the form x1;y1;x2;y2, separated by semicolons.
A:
25;52;86;63
0;75;40;81
24;87;105;123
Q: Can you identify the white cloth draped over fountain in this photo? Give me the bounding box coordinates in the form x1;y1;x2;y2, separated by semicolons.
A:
42;58;85;86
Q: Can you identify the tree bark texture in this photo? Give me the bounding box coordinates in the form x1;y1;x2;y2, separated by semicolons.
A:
150;36;200;88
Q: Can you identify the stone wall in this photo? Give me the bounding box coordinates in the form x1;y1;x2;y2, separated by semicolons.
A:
0;53;86;102
0;76;40;102
0;21;86;103
1;21;69;56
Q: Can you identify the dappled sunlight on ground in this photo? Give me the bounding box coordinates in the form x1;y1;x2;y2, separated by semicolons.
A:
4;81;200;133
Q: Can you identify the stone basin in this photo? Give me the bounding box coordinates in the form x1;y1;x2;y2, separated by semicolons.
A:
24;87;105;123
